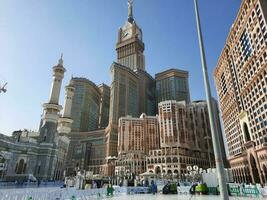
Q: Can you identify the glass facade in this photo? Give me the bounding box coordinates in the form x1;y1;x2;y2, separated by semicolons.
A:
128;78;138;117
70;78;101;132
98;84;110;128
109;64;139;124
156;70;190;104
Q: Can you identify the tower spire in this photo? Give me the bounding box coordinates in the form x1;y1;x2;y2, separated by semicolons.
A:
128;0;134;23
58;53;63;66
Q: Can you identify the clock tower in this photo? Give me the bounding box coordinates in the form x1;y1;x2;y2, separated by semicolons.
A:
116;0;145;71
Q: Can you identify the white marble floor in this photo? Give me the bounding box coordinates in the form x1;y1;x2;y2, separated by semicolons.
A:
100;194;266;200
0;188;265;200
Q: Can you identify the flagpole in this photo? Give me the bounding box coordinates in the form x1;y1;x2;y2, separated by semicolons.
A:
193;0;229;199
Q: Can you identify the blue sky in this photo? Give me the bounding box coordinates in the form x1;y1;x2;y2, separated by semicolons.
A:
0;0;241;135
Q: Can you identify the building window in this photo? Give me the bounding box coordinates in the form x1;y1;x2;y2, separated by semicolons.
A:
243;122;251;142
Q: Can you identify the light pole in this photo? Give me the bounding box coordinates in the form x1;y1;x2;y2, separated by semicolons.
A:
204;135;212;168
187;165;203;183
193;0;229;199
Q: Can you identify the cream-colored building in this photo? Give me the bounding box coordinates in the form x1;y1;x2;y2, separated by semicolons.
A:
115;114;160;176
214;0;267;184
118;114;159;155
146;100;217;178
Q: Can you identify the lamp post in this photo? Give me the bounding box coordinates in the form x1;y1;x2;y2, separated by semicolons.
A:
204;135;212;168
193;0;229;199
186;165;203;183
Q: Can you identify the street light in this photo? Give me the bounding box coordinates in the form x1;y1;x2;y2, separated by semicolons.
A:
204;135;212;168
186;165;203;183
193;0;229;199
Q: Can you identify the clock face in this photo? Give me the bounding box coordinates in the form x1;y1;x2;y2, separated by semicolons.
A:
122;29;132;41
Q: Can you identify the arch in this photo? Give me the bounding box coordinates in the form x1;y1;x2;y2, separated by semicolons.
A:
263;165;267;184
155;166;161;174
166;157;171;163
250;155;260;183
0;155;6;177
149;170;153;173
245;167;252;184
23;163;27;173
167;169;172;174
0;155;5;165
173;157;178;163
16;159;25;174
243;122;251;142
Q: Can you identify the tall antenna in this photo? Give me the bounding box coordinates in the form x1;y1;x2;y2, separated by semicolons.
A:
128;0;134;23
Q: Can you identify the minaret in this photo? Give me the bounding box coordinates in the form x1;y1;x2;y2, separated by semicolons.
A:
48;54;66;105
39;55;66;143
57;79;75;135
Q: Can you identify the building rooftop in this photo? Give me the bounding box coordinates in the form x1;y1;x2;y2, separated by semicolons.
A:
155;68;189;79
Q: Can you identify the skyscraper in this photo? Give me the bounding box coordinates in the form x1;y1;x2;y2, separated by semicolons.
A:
116;0;145;71
104;0;156;173
156;68;190;104
214;0;267;184
70;77;101;132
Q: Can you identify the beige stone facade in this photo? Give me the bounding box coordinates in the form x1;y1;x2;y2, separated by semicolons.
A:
115;114;160;176
118;114;159;155
214;0;267;184
146;100;216;177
